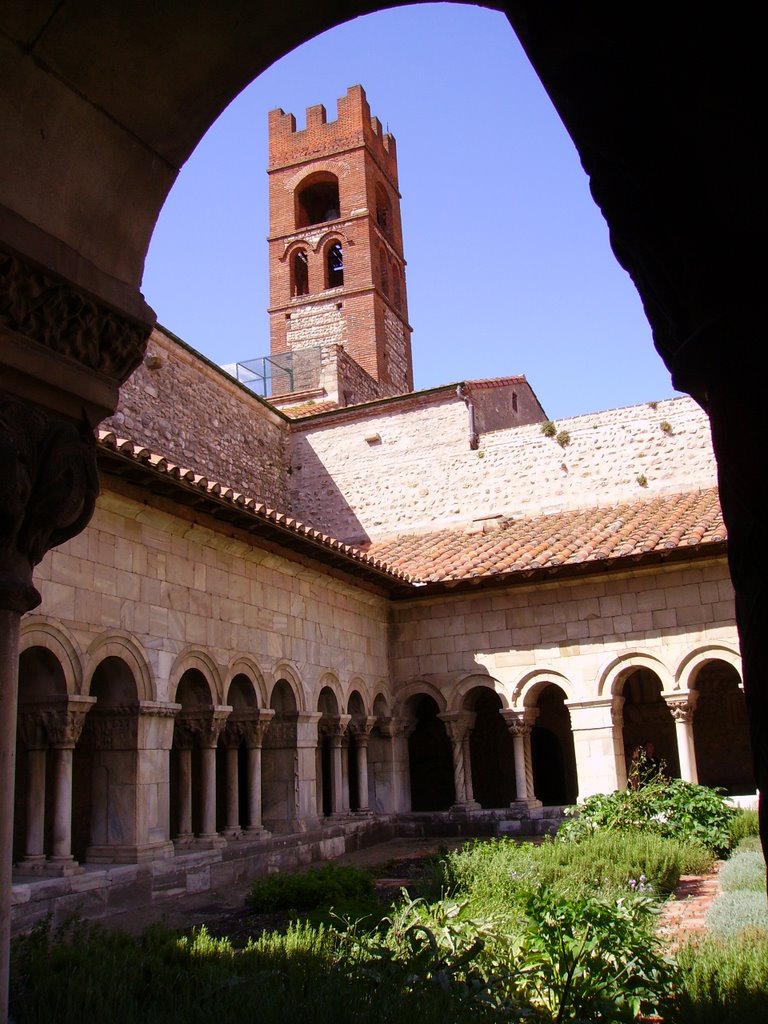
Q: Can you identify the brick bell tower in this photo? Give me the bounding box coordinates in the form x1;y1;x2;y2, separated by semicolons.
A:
267;85;413;403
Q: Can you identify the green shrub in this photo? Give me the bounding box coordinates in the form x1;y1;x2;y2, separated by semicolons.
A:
675;932;768;1023
560;777;737;855
707;890;768;939
511;886;673;1022
737;836;764;854
246;863;375;913
719;852;766;893
729;808;760;847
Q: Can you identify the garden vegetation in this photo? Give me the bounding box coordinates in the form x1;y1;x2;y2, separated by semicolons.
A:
10;785;767;1022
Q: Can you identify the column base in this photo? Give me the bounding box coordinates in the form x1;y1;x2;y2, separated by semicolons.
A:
13;855;47;876
449;801;481;815
41;857;84;876
195;834;227;851
220;827;243;840
509;799;543;812
354;808;373;817
173;834;196;851
85;841;175;864
244;825;270;838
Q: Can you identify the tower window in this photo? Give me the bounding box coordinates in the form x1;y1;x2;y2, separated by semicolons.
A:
297;175;340;227
380;247;389;297
393;268;401;310
375;183;392;237
291;249;309;296
326;242;343;288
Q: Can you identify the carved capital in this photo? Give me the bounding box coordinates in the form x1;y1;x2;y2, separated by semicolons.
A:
175;706;230;749
22;696;96;748
376;715;405;738
439;711;477;745
0;247;148;384
82;705;141;749
500;709;537;738
665;696;696;724
348;716;376;743
0;393;100;610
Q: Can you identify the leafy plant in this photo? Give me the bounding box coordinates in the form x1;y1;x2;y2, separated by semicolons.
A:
660;420;673;434
541;420;557;437
513;886;673;1022
556;430;571;448
559;777;737;856
636;473;648;487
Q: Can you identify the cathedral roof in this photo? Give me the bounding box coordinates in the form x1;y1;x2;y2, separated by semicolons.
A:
97;431;726;595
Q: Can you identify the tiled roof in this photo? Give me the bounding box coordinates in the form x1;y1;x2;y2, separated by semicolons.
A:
364;489;726;584
464;375;527;389
97;432;724;591
96;431;413;585
281;399;340;418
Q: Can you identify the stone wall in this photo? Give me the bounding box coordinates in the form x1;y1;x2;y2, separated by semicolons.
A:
104;327;290;508
33;482;390;709
289;395;716;542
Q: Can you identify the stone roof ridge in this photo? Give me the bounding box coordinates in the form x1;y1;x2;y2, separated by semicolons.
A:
96;430;415;584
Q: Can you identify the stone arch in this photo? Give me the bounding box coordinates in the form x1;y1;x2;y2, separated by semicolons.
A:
689;657;752;795
597;652;674;699
619;665;679;782
316;672;344;712
85;633;154;702
19;619;83;696
345;677;370;716
268;663;305;712
529;682;578;806
225;657;267;707
451;673;510;713
324;238;344;288
169;650;222;705
461;684;516;808
401;689;454;811
372;691;389;719
394;679;447;716
513;668;575;709
676;644;742;692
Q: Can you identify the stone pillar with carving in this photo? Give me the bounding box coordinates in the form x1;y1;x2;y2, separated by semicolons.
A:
242;710;274;835
377;716;409;812
349;716;376;813
501;709;541;807
664;693;699;784
44;697;96;870
295;711;322;830
15;707;51;871
439;711;479;810
1;241;152;1019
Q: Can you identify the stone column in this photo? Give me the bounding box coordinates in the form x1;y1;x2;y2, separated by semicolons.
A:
501;709;541;807
350;717;376;813
665;693;699;784
243;710;273;835
566;697;626;798
199;708;229;846
439;712;480;810
0;243;151;1023
221;738;241;839
44;697;96;871
377;716;409;813
295;711;322;830
339;715;352;814
173;706;229;848
15;710;50;871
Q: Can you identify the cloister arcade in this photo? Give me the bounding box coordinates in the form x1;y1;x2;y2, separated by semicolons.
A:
13;626;751;874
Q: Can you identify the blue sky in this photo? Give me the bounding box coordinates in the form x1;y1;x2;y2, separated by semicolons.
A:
142;4;679;420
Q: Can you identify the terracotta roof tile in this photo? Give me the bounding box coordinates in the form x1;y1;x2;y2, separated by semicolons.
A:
365;489;725;583
97;432;724;589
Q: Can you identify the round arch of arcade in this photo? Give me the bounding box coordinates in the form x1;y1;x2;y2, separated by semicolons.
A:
19;618;83;696
512;668;576;709
597;651;675;699
267;662;307;713
84;632;155;703
675;644;742;692
169;649;224;706
225;656;268;708
448;673;511;713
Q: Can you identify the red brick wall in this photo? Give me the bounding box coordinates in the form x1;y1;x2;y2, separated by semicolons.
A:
267;86;412;395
